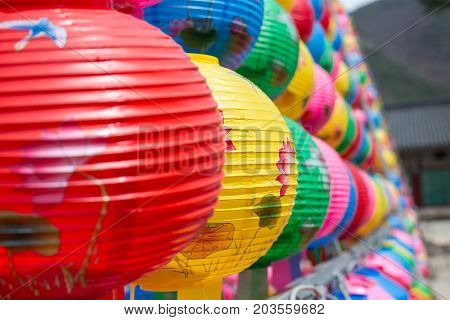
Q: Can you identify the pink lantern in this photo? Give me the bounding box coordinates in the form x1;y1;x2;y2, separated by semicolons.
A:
300;65;336;134
345;274;394;300
391;229;415;249
309;138;350;246
363;253;412;289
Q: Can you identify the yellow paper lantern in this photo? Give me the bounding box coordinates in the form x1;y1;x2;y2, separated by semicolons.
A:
357;176;389;237
275;41;315;120
344;33;358;52
276;0;296;11
375;129;390;147
316;92;349;148
134;54;298;299
335;61;350;97
383;149;399;170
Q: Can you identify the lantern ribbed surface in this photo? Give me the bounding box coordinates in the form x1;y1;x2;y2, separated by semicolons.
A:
291;0;314;41
237;0;299;100
316;93;348;148
310;166;356;248
0;0;111;8
353;129;371;165
255;117;330;266
309;138;350;248
139;0;264;70
307;22;333;73
341;118;363;160
136;54;297;290
357;177;390;237
360;134;377;170
342;162;376;239
275;41;315;120
300;64;336;134
336;105;357;155
0;5;225;299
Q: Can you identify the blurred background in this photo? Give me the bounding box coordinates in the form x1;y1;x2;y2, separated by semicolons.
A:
342;0;450;298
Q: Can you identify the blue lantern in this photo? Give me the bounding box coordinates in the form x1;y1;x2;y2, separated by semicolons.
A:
332;29;343;52
309;0;324;20
355;267;410;300
140;0;264;70
306;22;333;72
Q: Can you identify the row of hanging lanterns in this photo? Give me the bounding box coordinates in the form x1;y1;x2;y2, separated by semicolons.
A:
0;0;429;300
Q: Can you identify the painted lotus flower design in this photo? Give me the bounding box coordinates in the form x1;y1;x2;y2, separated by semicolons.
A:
170;18;217;51
168;18;194;37
276;139;295;197
253;194;282;229
180;223;235;260
13;121;109;208
2;121;111;294
228;17;253;55
271;59;289;87
0;210;60;256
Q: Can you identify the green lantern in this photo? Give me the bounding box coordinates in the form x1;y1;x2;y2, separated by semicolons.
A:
336;104;357;154
237;0;300;99
254;117;330;267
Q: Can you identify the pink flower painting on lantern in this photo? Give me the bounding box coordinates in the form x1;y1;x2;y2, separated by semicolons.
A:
13;121;110;209
3;121;111;293
168;18;194;37
276;139;295;197
228;17;253;56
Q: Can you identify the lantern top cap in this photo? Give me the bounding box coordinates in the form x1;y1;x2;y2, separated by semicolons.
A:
0;0;111;10
188;54;220;66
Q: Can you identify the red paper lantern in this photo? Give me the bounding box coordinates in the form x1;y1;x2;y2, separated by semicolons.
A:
341;162;376;239
319;2;330;32
0;0;225;299
291;0;314;41
360;133;378;170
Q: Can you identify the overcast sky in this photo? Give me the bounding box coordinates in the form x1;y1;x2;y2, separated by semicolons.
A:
340;0;379;12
